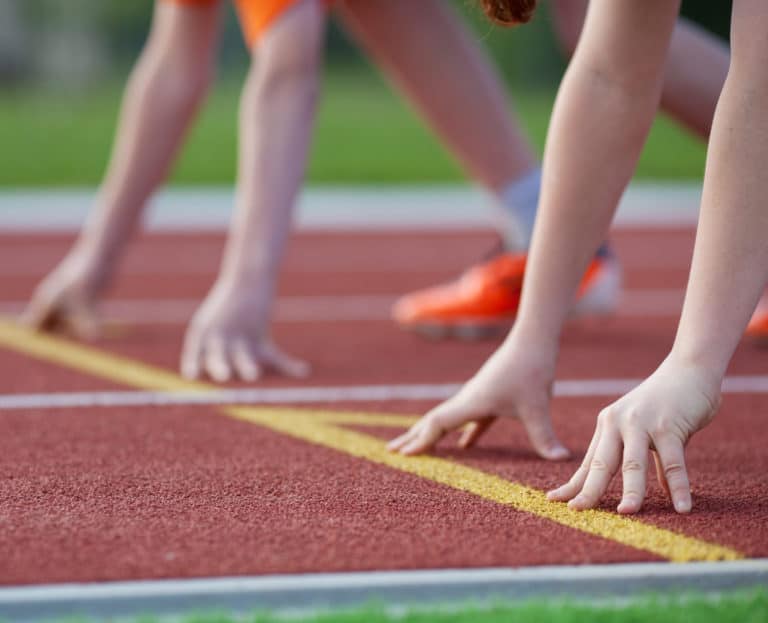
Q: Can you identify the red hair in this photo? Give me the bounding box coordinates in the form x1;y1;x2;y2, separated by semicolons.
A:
479;0;537;25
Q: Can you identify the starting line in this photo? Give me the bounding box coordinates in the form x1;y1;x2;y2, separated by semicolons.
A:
2;375;768;411
0;560;766;622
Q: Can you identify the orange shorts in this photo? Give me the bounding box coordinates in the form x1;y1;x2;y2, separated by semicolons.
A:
166;0;327;46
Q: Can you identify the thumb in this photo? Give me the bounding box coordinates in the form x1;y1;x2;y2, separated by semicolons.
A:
519;406;570;461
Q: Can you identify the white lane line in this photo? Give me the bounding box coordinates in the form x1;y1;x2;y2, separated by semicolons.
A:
0;296;397;323
1;375;767;411
0;183;703;231
0;289;685;324
0;559;764;621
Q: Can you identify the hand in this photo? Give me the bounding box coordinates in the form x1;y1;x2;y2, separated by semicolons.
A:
387;339;570;460
22;251;106;339
181;282;310;383
547;358;721;514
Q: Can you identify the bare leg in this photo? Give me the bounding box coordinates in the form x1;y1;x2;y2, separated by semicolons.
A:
338;0;536;192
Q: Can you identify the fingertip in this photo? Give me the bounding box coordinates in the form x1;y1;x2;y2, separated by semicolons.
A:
617;499;640;515
290;362;311;379
240;369;259;383
674;498;692;514
401;441;427;456
543;444;571;462
567;495;589;511
208;365;232;384
546;489;562;501
180;356;200;380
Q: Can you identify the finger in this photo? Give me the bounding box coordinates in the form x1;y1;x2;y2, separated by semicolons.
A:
180;328;204;380
519;408;570;461
399;415;447;456
652;451;672;500
204;334;232;383
568;427;622;510
387;421;425;452
390;392;482;455
22;292;58;331
616;433;650;515
262;343;311;379
651;434;692;514
65;298;101;340
231;339;262;382
547;426;601;501
458;417;495;449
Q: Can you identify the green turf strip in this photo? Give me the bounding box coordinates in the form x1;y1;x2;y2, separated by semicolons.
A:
0;71;706;187
119;589;768;623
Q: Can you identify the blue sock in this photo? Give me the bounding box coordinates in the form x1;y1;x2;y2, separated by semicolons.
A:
497;168;541;250
498;168;611;258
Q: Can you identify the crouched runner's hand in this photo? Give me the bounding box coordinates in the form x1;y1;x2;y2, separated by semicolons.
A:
23;251;106;339
181;282;310;383
387;340;570;460
548;357;720;514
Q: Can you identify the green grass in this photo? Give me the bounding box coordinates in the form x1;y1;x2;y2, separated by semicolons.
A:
60;589;765;623
0;71;706;187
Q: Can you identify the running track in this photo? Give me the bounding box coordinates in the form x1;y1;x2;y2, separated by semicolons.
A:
0;226;766;586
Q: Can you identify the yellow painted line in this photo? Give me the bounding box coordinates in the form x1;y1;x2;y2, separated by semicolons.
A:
0;319;743;562
0;319;207;393
226;406;741;563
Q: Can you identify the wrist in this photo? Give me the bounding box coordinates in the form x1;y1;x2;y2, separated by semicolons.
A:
659;351;724;407
503;324;560;364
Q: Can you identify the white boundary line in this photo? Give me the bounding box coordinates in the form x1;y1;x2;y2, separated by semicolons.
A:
0;289;686;324
0;560;765;621
2;375;768;411
0;183;703;231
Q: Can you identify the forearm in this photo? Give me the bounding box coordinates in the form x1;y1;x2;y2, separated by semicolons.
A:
551;3;727;141
511;0;679;355
671;72;768;382
76;4;217;273
217;2;324;319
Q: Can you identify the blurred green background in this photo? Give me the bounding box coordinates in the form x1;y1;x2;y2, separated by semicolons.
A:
0;1;730;187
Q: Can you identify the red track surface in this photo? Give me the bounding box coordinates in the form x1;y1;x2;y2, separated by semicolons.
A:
0;229;766;585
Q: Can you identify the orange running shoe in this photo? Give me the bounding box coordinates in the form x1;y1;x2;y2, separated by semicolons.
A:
745;292;768;342
392;246;622;339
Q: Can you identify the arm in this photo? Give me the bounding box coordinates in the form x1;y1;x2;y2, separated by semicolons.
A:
551;0;768;514
550;0;728;139
389;0;680;458
24;1;219;335
181;0;324;382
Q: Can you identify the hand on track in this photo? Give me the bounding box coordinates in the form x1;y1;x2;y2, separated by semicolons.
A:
23;253;104;339
387;343;570;460
547;359;720;514
181;283;310;383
